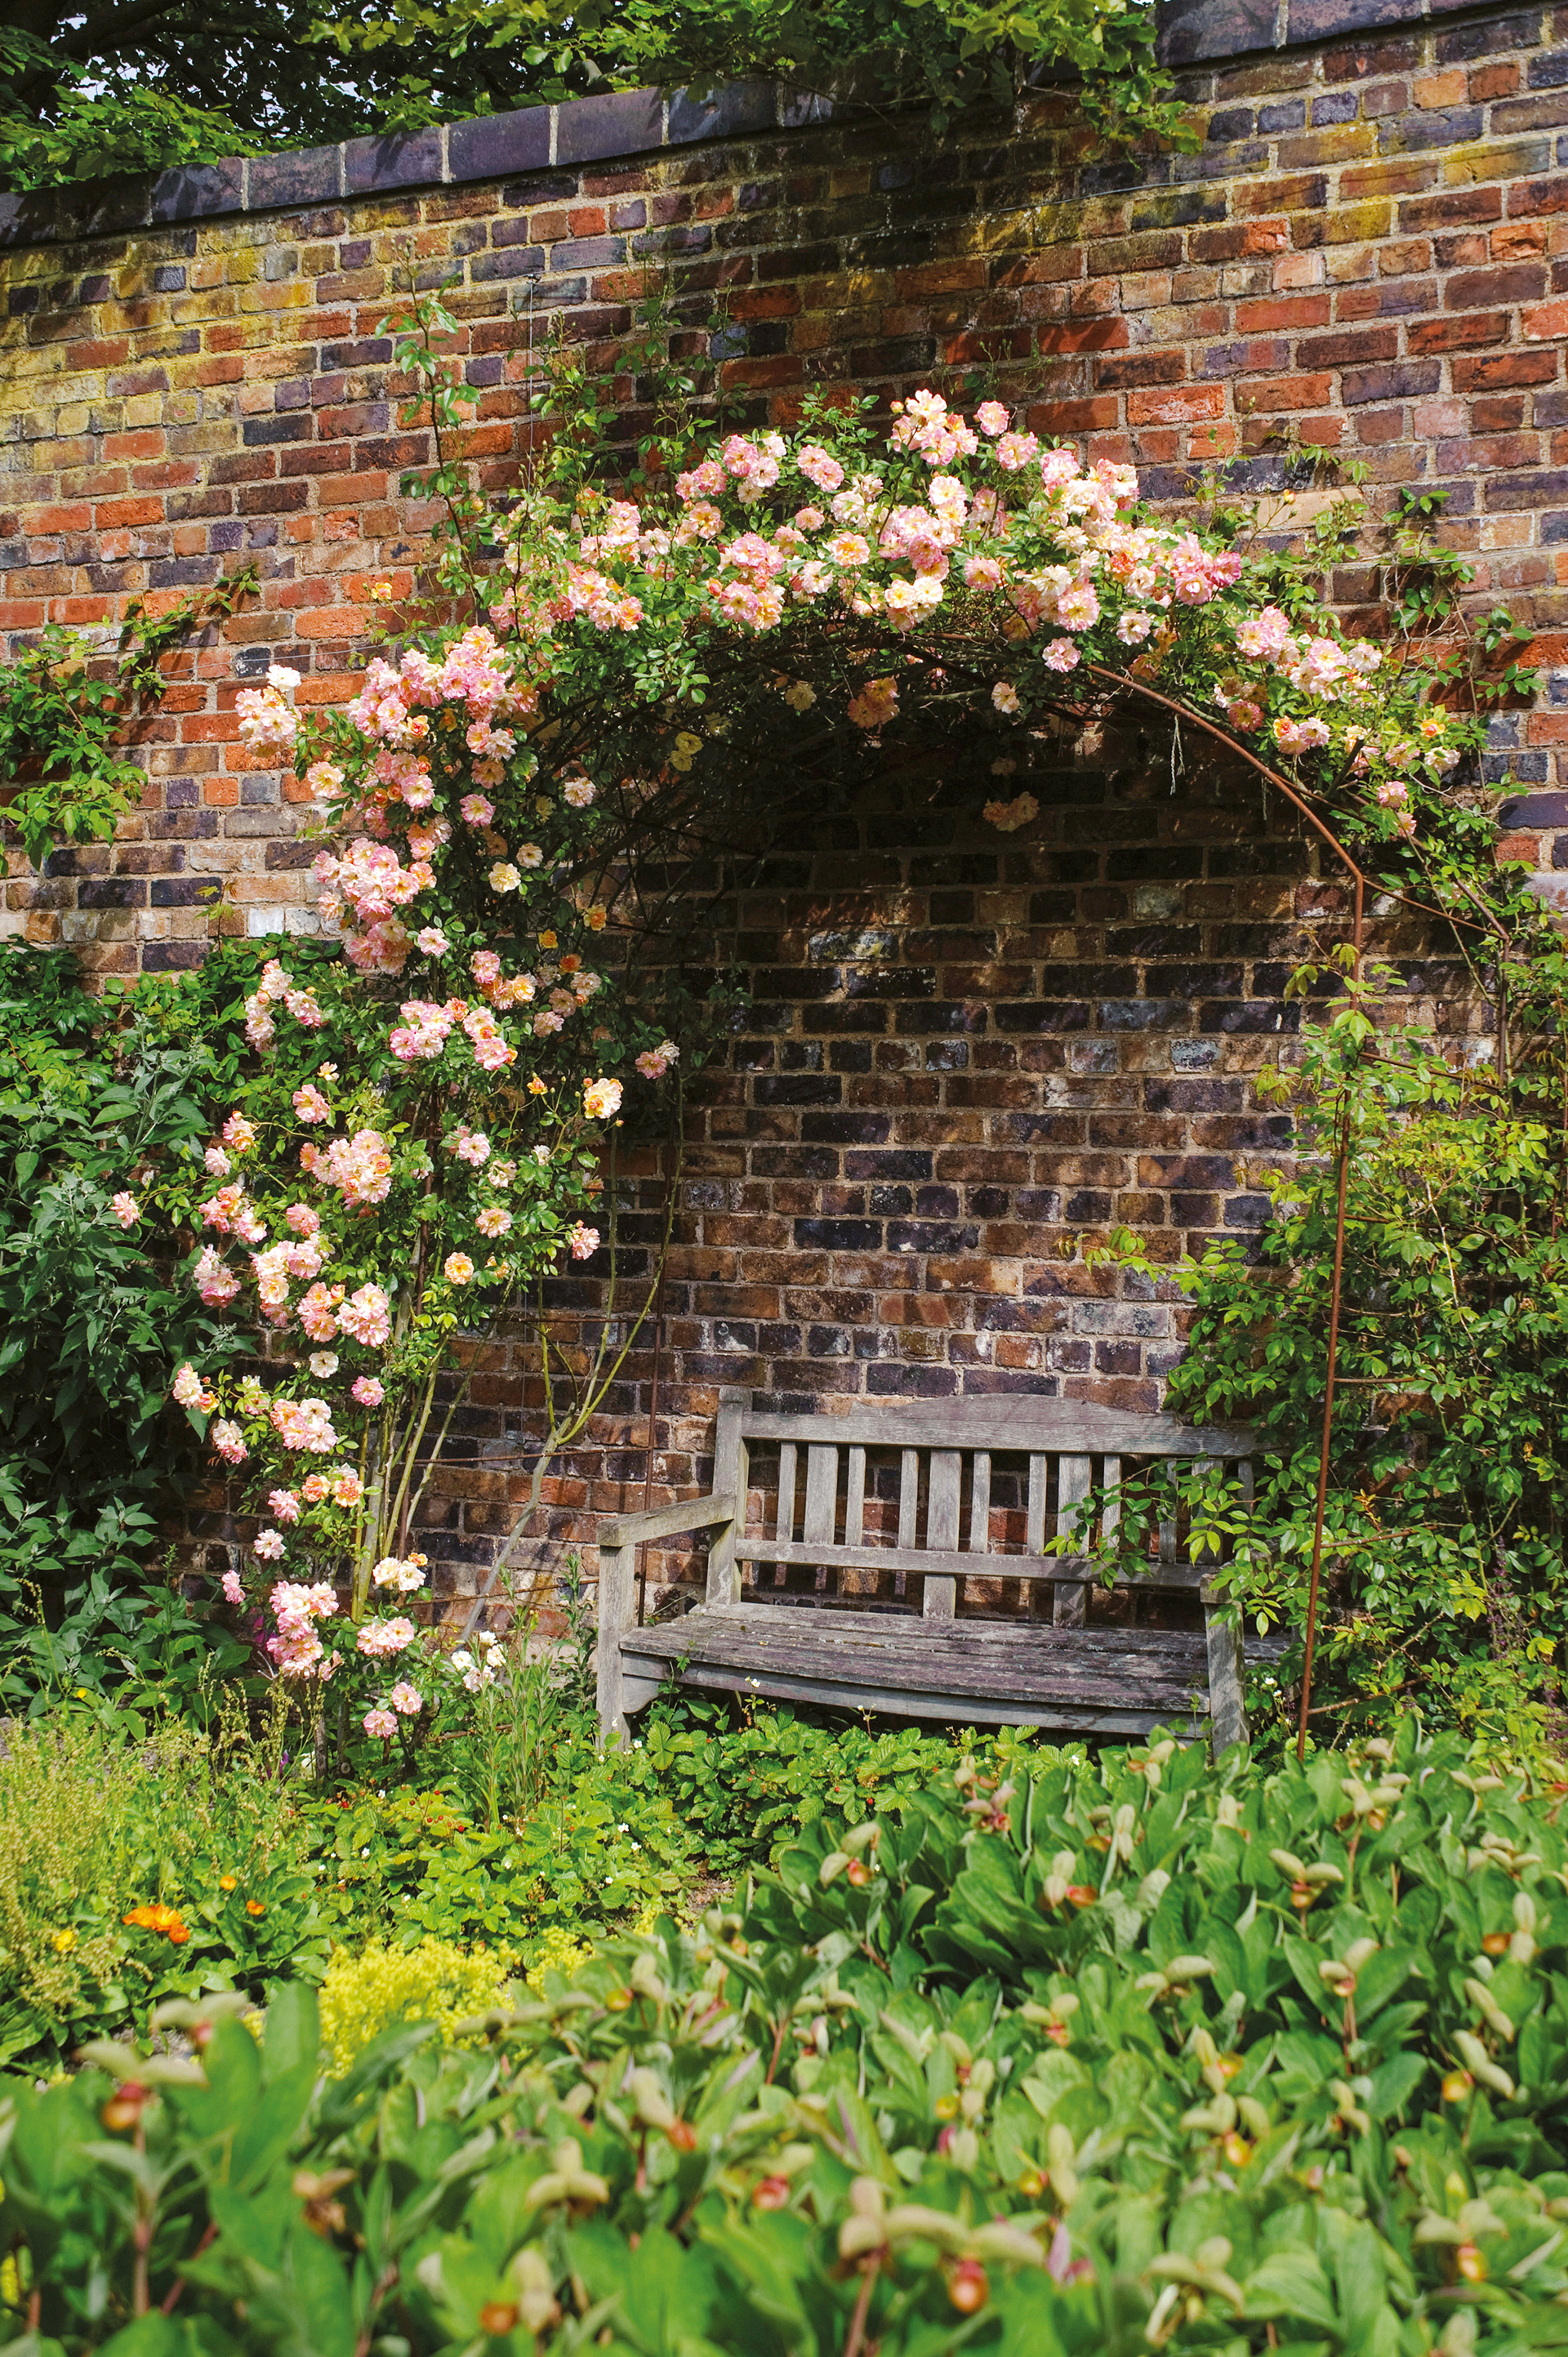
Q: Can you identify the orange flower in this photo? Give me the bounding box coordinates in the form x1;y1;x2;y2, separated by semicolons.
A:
219;1875;237;1892
246;1900;265;1918
122;1901;189;1942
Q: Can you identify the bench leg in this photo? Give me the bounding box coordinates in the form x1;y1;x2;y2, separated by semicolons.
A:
1204;1597;1247;1758
596;1538;635;1749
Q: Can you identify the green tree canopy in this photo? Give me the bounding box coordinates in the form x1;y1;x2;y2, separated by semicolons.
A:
0;0;1183;192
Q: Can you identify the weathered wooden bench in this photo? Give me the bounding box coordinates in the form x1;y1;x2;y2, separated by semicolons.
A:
595;1388;1258;1753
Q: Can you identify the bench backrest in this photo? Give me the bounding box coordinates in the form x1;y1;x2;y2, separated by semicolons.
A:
706;1388;1254;1623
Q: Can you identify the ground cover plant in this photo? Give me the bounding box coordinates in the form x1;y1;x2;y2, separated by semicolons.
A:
0;1682;1033;2081
0;1713;321;2077
7;1721;1568;2353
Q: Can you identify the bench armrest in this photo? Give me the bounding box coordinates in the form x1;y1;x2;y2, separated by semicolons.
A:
599;1492;736;1548
596;1494;737;1749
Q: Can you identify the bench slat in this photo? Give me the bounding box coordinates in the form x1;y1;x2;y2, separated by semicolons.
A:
1055;1452;1091;1630
622;1621;1197;1678
623;1615;1208;1712
647;1655;1200;1736
630;1603;1208;1669
737;1538;1206;1588
730;1397;1254;1456
924;1450;960;1620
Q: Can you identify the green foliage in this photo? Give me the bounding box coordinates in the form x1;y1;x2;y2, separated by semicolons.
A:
318;1936;515;2073
0;1713;323;2076
0;944;247;1709
0;0;1187;199
11;1724;1568;2351
334;0;1189;145
1094;953;1568;1750
0;576;254;867
292;1699;1055;1970
0;29;240;189
630;1698;1068;1878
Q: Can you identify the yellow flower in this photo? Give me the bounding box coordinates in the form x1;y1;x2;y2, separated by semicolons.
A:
220;1875;237;1892
51;1928;76;1954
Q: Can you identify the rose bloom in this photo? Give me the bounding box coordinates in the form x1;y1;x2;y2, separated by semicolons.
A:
444;1252;475;1285
416;926;449;956
390;1681;422;1716
109;1191;139;1228
583;1076;622;1121
363;1707;397;1740
253;1528;287;1562
332;1470;364;1508
568;1223;600;1261
221;1570;245;1606
991;681;1021;715
351;1375;385;1407
269;1488;301;1523
301;1473;331;1504
476;1205;513;1237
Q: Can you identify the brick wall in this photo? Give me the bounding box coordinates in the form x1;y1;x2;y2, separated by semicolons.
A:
0;0;1552;1597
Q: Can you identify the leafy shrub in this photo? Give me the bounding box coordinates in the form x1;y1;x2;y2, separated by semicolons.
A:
0;1714;323;2073
317;1938;515;2075
1152;960;1568;1749
296;1703;1054;1969
11;1722;1568;2350
0;943;247;1709
630;1697;1070;1875
298;1767;697;1961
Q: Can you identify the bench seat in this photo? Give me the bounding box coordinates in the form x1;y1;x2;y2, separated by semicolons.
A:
618;1603;1217;1738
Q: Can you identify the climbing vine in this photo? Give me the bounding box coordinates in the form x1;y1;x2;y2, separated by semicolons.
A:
0;570;257;867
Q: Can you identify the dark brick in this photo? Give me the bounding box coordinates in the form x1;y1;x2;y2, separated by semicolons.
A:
150;159;244;223
248;147;341;211
1285;0;1409;38
1499;791;1568;827
1341;359;1441;403
448;107;552;183
1160;0;1279;66
793;1219;884;1250
556;87;664;163
668;81;779;142
344;127;443;194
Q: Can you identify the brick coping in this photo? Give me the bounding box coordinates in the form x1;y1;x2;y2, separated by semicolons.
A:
0;0;1530;251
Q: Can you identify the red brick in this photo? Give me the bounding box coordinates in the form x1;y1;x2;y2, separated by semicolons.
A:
1453;348;1561;390
1407;312;1510;354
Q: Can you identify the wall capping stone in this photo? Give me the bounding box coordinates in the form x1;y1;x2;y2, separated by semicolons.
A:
0;0;1530;252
